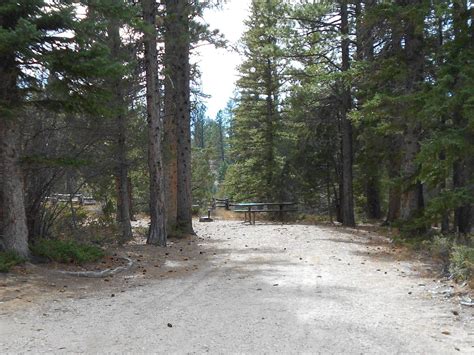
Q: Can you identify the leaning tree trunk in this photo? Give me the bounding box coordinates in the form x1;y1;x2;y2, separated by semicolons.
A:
0;36;29;258
340;0;355;227
163;2;178;234
142;0;166;246
167;0;193;234
108;11;133;243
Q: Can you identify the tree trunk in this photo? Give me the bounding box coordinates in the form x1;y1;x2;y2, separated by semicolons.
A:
0;118;30;258
108;11;133;243
128;177;135;221
356;0;380;220
435;13;450;233
381;7;404;226
142;0;167;246
167;0;193;234
115;149;133;242
326;168;333;223
264;58;276;201
163;29;178;234
384;147;401;225
451;0;472;234
340;0;355;227
217;114;225;163
399;127;422;221
334;183;343;223
453;160;472;234
24;115;50;240
0;26;29;257
398;0;425;230
366;176;382;219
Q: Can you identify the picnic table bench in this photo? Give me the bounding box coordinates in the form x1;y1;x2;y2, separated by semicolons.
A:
230;202;298;225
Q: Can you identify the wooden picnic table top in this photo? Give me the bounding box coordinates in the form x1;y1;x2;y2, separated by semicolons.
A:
229;202;296;207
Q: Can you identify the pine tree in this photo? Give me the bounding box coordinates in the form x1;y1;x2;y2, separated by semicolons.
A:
143;0;167;246
340;0;356;226
0;0;126;257
227;0;288;202
104;0;134;243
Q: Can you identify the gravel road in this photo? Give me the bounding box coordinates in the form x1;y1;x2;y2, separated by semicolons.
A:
1;221;473;354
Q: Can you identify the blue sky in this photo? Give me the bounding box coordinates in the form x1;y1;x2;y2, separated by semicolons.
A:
195;0;251;119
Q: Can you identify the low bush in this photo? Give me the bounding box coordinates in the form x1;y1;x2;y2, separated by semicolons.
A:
31;239;104;264
428;235;452;262
449;244;474;282
394;233;473;285
0;252;25;272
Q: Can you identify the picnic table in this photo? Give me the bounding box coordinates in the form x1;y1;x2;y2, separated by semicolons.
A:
230;202;297;225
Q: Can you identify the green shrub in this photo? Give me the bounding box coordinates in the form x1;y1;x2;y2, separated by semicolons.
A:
0;252;24;272
449;244;474;282
31;239;104;264
429;235;452;262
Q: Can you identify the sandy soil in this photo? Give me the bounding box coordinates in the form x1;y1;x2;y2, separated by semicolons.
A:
1;220;473;354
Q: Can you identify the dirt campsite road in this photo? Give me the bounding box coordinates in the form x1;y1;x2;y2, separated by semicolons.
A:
1;220;473;354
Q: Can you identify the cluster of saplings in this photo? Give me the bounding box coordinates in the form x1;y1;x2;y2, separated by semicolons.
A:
0;0;225;270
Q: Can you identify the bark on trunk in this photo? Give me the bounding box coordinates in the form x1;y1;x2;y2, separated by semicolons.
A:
384;137;402;224
142;0;167;246
334;183;343;223
217;116;225;163
0;23;29;257
340;0;355;227
366;176;382;219
264;58;276;201
163;3;179;234
436;16;450;233
163;87;178;233
108;12;133;243
128;177;135;221
24;116;49;240
115;150;133;242
0;118;29;258
167;0;193;234
382;8;405;226
453;159;472;234
399;127;422;221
